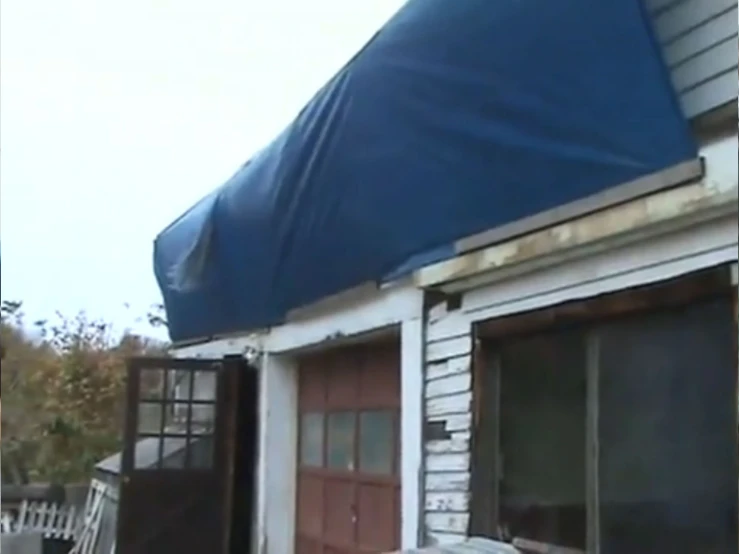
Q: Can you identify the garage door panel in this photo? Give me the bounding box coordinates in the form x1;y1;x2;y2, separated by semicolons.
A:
324;545;353;554
326;356;360;408
296;536;324;554
356;483;398;552
300;363;326;410
359;346;400;406
298;474;324;537
324;479;355;545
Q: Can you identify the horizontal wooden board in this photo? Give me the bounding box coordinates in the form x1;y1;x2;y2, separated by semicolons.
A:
427;356;471;381
426;392;472;417
426;335;472;363
425;492;470;512
425;437;470;455
653;0;735;43
425;531;467;546
426;453;471;472
434;414;472;433
425;512;470;534
681;68;737;118
427;309;470;343
426;373;472;399
671;37;737;93
663;7;737;68
425;472;470;492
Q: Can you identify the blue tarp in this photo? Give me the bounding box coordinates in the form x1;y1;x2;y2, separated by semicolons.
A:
155;0;696;342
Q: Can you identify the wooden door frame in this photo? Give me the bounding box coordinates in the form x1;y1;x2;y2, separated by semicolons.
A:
470;264;737;553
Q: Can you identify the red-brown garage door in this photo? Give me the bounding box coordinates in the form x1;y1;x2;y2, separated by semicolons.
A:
296;342;401;554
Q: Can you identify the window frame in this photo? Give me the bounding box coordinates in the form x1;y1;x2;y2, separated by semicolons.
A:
471;265;737;554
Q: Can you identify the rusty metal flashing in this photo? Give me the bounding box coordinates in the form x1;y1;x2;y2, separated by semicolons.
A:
455;159;704;255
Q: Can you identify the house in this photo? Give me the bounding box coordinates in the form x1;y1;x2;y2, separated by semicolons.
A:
116;1;738;553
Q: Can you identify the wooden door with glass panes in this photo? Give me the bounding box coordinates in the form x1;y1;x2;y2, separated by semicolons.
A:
295;343;401;554
116;357;238;554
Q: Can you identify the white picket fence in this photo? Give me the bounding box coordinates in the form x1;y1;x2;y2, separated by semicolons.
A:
1;512;15;534
1;479;112;554
2;501;79;540
69;480;109;554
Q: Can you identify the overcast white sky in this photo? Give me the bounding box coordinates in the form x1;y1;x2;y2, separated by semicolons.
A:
0;0;404;336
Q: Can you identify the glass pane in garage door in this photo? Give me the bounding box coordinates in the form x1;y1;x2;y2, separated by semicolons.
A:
359;410;394;475
327;411;355;471
300;412;324;467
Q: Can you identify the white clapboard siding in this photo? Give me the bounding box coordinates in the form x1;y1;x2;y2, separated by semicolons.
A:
426;392;472;417
427;414;472;434
443;417;472;432
426;531;468;546
425;512;470;534
426;453;471;473
427;355;471;381
425;492;471;512
423;300;473;544
426;335;471;363
647;0;738;118
426;373;471;398
425;471;470;492
426;437;470;455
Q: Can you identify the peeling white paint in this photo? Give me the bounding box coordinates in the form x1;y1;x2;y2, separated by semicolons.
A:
415;135;738;291
425;492;470;512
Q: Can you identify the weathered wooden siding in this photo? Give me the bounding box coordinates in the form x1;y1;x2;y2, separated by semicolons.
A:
647;0;738;119
423;300;473;546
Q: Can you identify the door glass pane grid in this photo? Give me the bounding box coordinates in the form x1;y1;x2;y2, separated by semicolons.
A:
139;368;169;401
189;402;216;435
133;432;214;471
134;366;219;472
137;401;164;435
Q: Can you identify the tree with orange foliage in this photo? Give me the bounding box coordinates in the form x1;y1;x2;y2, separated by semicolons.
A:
1;301;167;483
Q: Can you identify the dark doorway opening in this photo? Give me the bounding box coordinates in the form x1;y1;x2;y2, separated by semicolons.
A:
470;265;738;554
229;365;259;554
